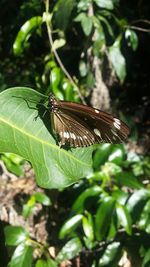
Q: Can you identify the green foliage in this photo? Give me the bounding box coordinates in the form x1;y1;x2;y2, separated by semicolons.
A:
5;226;29;246
13;16;43;56
22;192;51;218
57;145;150;265
0;153;24;176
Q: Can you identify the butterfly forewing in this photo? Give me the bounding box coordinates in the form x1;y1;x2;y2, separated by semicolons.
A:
49;95;130;147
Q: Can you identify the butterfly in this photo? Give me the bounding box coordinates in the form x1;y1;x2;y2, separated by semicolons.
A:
47;93;130;147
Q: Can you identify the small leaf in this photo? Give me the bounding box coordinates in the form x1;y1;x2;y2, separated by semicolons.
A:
139;199;150;234
98;15;114;37
94;0;114;10
142;248;150;267
22;203;34;218
109;38;126;83
36;259;57;267
77;0;92;12
52;38;66;51
93;144;112;169
50;67;62;88
108;145;124;165
115;171;143;189
59;214;83;239
9;244;33;267
36;259;48;267
75;13;93;36
125;29;138;51
4;226;29;246
95;196;115;241
56;238;82;263
82;213;94;241
72;186;101;213
34;192;51;206
116;203;132;235
112;190;129;205
79;60;88;77
81;15;93;36
127;189;150;222
98;242;121;266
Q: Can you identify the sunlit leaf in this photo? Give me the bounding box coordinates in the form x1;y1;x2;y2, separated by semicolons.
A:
116;203;132;235
127;189;150;222
4;226;29;246
138;199;150;234
95;196;115;241
56;238;82;263
59;214;83;239
13;16;42;56
34;192;51;206
52;38;66;51
98;242;121;266
9;244;33;267
125;29;138;51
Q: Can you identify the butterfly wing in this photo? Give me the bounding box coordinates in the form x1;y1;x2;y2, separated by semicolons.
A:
49;94;130;147
54;101;130;146
51;110;98;147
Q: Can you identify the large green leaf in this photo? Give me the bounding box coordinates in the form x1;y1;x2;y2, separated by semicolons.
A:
0;87;93;189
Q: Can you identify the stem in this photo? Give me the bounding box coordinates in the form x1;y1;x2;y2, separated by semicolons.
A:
28;238;52;260
45;0;86;104
124;25;150;33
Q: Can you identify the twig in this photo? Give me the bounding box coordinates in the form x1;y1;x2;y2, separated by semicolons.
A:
124;25;150;33
132;19;150;25
45;0;86;104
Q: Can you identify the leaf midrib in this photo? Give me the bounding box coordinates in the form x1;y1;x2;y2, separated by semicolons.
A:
0;117;91;167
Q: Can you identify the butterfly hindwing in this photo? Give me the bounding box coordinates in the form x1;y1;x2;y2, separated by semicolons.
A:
49;95;130;147
51;111;98;147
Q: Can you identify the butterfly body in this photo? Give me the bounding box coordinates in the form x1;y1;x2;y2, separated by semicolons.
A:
48;94;130;147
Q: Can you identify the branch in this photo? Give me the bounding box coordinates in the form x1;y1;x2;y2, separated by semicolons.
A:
45;0;86;104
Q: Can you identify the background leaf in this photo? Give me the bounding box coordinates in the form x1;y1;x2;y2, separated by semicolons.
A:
4;226;29;246
13;16;43;56
56;237;82;263
9;244;33;267
109;39;126;82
